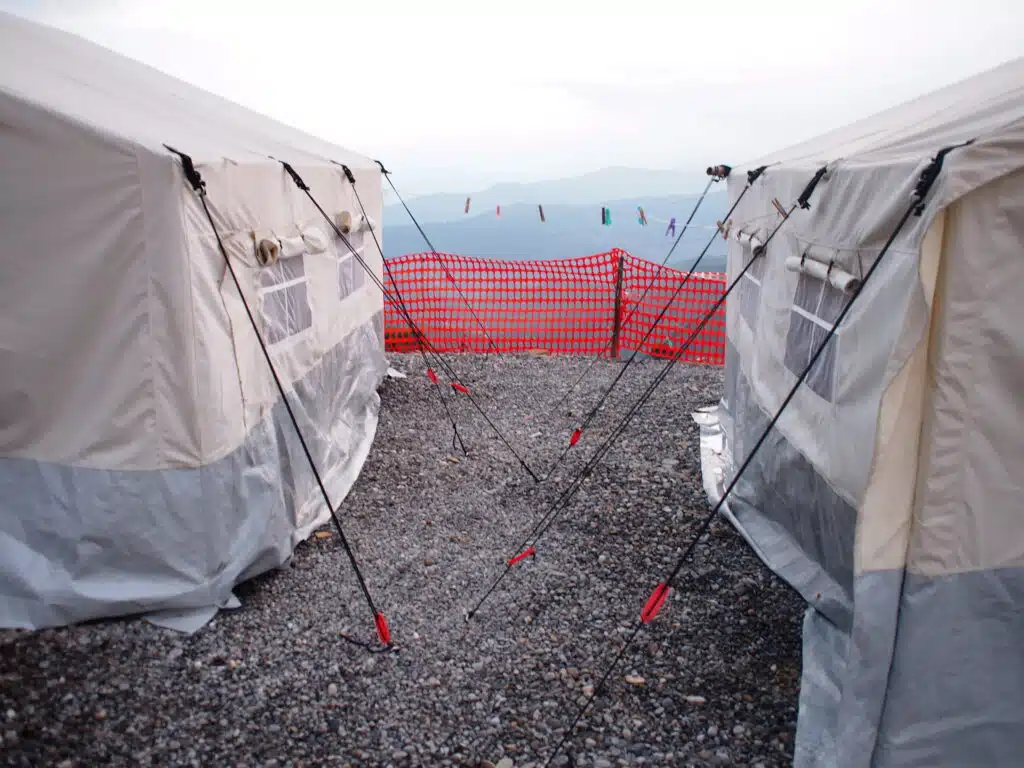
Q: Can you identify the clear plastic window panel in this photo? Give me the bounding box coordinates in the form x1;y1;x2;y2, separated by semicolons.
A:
739;254;766;329
262;253;306;288
339;254;368;299
784;273;841;401
260;255;312;345
793;269;846;323
353;258;366;292
339;256;354;298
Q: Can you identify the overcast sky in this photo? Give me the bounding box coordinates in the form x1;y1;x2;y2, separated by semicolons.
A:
4;0;1023;194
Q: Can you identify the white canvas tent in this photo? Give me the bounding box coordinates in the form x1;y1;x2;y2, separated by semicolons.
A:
0;13;388;631
698;57;1024;765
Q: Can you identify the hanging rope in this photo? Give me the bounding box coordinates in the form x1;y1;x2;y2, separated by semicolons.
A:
377;162;505;360
280;159;540;482
465;164;824;622
539;165;763;480
540;141;972;766
163;146;392;651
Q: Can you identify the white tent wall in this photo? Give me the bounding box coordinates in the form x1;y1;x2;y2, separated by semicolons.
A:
184;159;386;538
869;167;1024;765
184;160;384;462
699;59;1024;768
0;13;388;630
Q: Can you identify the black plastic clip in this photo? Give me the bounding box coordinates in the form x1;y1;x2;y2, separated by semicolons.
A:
913;139;974;216
278;160;309;192
798;165;829;210
330;160;357;185
707;164;732;180
164;145;206;195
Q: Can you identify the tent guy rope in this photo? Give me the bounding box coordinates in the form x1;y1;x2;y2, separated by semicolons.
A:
379;163;506;360
538;165;764;481
279;159;542;483
463;170;773;622
465;162;827;623
334;160;468;457
164;145;393;651
545;171;723;417
540;141;972;766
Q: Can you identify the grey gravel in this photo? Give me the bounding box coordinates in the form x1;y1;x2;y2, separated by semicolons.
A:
0;353;802;766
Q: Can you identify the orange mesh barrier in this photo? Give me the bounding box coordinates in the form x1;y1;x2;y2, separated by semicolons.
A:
383;248;726;365
619;255;726;365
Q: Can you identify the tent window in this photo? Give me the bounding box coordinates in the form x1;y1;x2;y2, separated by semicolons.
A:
260;255;313;345
338;248;367;300
739;254;766;329
784;272;845;401
724;336;739;410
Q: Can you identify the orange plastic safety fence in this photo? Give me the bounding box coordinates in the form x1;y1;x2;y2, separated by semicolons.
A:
383;249;726;364
619;256;727;365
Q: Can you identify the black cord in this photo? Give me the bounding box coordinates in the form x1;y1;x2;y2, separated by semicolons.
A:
379;168;505;359
338;630;396;655
546;174;720;416
537;170;761;481
333;162;469;457
464;234;771;621
540;142;970;766
466;167;813;621
164;146;388;647
280;160;539;481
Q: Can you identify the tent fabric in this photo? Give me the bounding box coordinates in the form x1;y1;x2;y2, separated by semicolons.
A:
0;12;375;170
699;56;1024;766
0;13;388;629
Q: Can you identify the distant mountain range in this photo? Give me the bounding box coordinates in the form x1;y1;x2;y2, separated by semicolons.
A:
381;167;729;272
382;166;716;220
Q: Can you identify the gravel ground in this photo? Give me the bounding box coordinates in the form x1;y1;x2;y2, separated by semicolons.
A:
0;354;803;767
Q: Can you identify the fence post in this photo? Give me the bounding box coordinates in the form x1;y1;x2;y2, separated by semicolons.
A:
609;250;625;360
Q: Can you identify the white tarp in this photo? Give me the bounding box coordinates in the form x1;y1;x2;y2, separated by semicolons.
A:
0;12;388;630
700;56;1024;766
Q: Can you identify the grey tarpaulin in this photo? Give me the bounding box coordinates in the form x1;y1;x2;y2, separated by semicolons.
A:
698;56;1024;766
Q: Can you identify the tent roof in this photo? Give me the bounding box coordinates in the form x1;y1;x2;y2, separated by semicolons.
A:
0;12;375;170
740;57;1024;172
